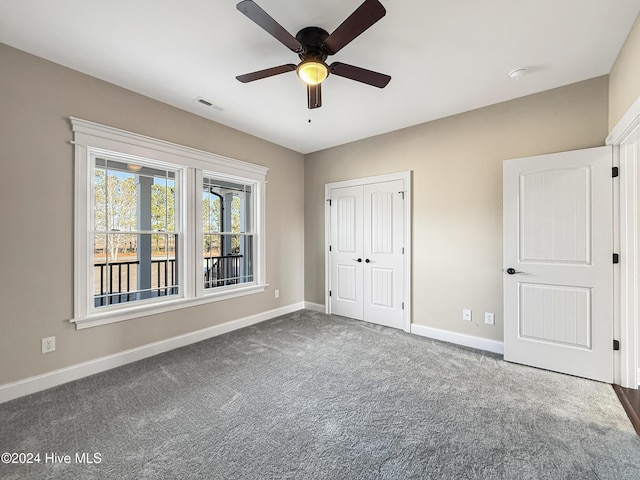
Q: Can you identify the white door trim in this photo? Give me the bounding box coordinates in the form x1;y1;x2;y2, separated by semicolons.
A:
607;97;640;146
607;96;640;388
325;171;412;332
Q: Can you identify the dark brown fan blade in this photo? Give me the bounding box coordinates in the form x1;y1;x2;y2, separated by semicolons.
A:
329;62;391;88
236;64;297;83
236;1;303;52
307;84;322;109
323;0;386;55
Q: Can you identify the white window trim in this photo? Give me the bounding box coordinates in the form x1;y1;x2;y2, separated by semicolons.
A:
195;168;264;298
87;152;187;316
71;117;268;330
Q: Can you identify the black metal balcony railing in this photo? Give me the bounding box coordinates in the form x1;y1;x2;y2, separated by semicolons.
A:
94;259;177;306
204;255;242;289
94;255;242;307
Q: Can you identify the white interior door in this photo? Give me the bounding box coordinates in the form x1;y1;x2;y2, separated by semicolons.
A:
363;180;404;329
503;146;613;383
330;185;364;320
329;178;406;329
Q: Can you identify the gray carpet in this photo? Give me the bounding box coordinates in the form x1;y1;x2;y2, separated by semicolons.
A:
1;310;639;479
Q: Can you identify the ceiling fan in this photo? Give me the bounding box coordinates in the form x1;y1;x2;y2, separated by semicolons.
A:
235;0;391;109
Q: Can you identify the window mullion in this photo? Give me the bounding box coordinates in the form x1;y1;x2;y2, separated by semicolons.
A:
189;167;201;299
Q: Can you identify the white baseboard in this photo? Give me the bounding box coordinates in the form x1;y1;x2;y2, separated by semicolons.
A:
638;368;640;389
411;323;504;355
304;302;325;313
0;302;305;404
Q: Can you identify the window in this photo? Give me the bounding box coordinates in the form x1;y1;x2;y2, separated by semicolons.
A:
72;118;267;329
93;158;180;306
202;177;254;289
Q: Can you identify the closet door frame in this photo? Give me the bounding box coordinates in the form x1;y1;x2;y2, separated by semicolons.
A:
325;171;412;332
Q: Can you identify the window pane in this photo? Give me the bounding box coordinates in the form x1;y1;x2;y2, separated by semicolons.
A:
93;234;108;306
93;233;139;306
94;169;106;231
94;159;139;232
203;177;252;234
152;175;176;232
94;158;176;233
92;233;179;306
204;234;253;289
150;233;178;297
203;234;220;289
91;156;180;309
231;195;242;233
202;187;222;233
204;234;221;257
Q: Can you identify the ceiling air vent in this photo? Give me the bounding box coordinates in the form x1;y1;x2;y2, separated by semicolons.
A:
194;97;224;111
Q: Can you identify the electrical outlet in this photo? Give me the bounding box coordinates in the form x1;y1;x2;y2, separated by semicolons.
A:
485;312;495;325
42;336;56;354
462;309;472;321
274;289;280;299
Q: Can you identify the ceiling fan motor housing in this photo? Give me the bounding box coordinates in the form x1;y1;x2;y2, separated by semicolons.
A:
296;26;330;62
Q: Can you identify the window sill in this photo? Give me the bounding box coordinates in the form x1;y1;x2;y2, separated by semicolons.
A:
71;284;267;330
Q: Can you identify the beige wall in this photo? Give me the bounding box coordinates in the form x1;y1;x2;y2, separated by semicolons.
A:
0;44;305;385
305;76;609;342
609;12;640;130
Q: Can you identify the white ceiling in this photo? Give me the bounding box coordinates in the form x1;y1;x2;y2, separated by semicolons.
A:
1;1;638;154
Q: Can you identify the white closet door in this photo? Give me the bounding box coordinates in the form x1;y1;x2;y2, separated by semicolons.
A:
330;185;364;320
363;180;405;329
329;179;406;329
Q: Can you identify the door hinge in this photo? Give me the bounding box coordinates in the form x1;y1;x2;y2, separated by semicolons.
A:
613;253;620;264
612;167;619;178
329;290;332;297
327;199;332;206
613;339;620;351
329;245;332;252
402;247;405;254
402;302;405;310
398;191;406;200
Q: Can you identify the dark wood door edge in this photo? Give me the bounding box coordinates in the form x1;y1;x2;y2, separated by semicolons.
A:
613;384;640;435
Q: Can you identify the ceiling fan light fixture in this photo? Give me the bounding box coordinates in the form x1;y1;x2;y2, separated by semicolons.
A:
297;60;328;85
